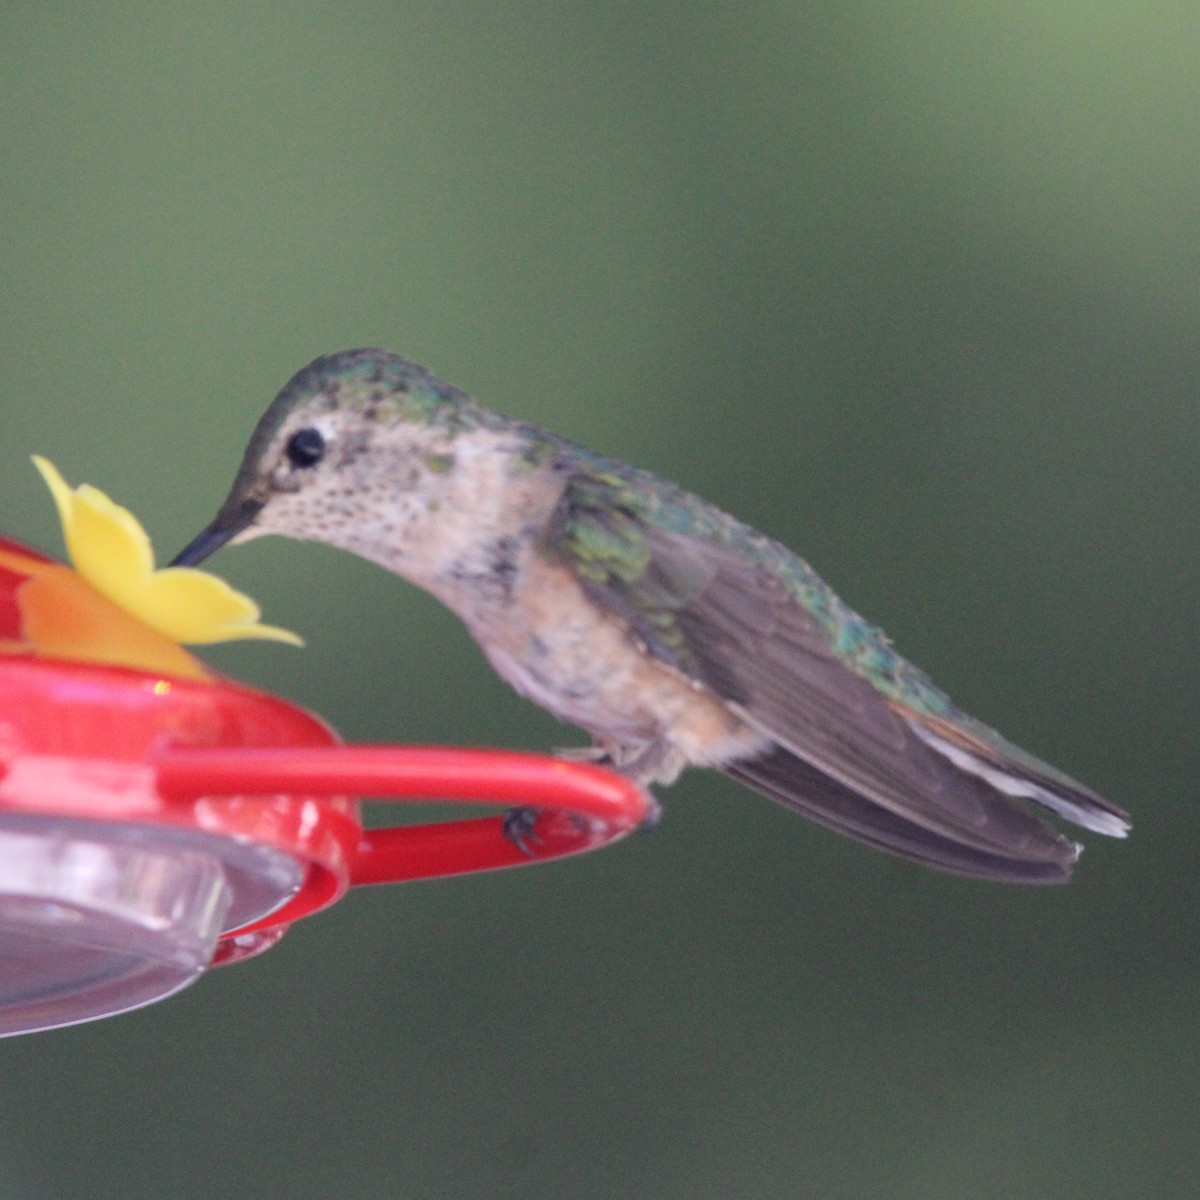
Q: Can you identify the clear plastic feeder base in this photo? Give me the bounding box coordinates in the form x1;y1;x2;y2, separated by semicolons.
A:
0;815;304;1036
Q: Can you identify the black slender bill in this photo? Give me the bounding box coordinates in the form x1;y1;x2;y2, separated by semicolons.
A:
169;500;263;566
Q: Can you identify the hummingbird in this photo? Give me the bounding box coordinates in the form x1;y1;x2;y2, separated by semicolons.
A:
172;348;1129;883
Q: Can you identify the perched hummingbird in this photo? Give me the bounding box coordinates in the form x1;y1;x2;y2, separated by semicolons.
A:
173;348;1129;883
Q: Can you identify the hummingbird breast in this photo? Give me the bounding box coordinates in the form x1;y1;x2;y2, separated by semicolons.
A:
453;544;770;784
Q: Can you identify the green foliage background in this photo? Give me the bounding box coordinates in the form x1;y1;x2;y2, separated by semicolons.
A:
0;4;1194;1197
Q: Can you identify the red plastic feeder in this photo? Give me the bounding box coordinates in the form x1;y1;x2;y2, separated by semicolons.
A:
0;534;651;1035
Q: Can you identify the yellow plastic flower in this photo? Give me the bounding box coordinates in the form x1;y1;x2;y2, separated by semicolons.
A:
31;456;302;647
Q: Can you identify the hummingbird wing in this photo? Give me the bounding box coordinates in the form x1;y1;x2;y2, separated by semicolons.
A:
545;468;1128;882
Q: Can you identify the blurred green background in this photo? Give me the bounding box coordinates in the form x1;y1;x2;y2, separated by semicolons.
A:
0;3;1195;1197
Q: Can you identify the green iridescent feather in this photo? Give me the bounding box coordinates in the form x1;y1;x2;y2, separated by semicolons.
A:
543;452;957;719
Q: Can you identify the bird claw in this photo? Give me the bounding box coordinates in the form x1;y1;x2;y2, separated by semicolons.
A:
635;793;663;833
555;746;663;833
553;745;614;767
503;790;661;855
501;806;545;855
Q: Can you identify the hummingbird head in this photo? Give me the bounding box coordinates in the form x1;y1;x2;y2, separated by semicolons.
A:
171;348;503;568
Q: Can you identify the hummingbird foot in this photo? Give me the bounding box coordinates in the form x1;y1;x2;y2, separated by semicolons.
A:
553;744;615;767
634;791;663;833
554;739;687;787
552;748;664;833
501;806;545;855
502;791;660;853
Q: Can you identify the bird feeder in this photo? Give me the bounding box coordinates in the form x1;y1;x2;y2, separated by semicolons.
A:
0;523;650;1037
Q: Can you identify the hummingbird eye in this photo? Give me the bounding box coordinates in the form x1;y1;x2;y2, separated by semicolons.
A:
285;427;326;469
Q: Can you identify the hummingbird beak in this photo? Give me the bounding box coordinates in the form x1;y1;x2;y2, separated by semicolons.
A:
169;498;264;567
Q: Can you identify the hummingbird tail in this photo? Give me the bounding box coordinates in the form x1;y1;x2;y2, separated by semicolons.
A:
721;744;1082;884
903;714;1131;839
